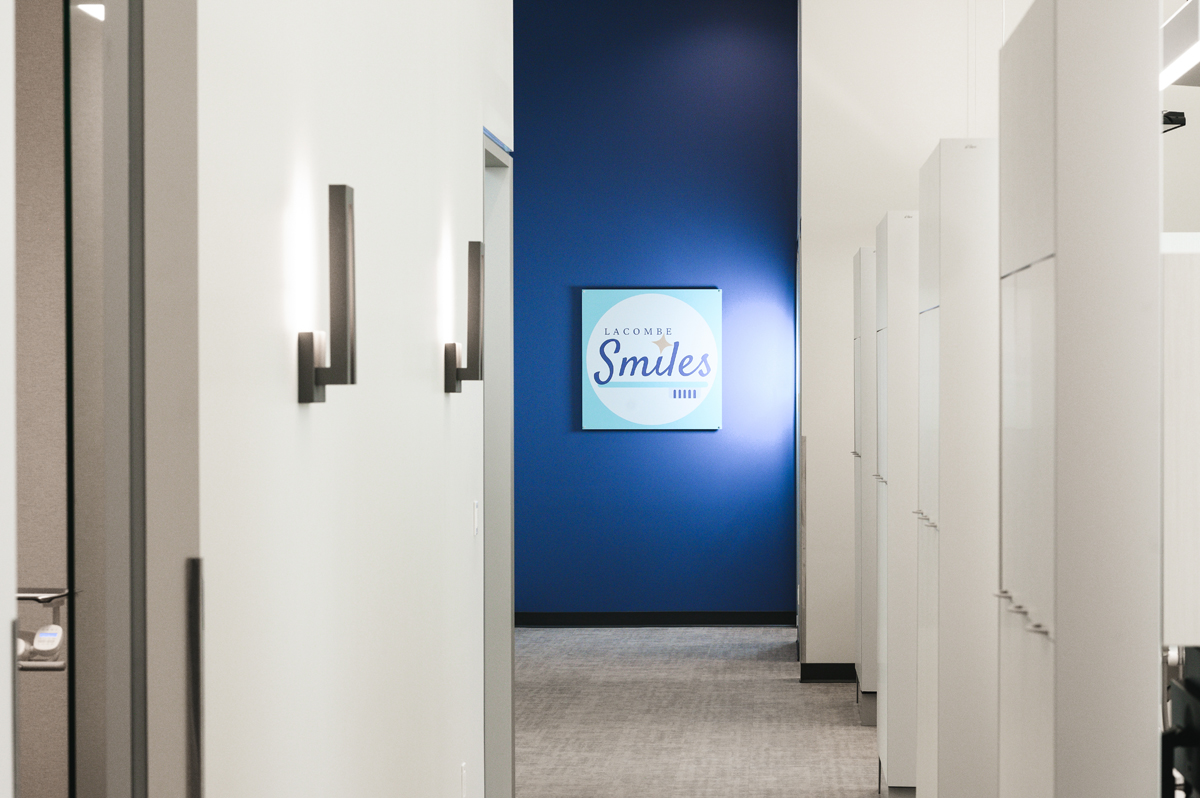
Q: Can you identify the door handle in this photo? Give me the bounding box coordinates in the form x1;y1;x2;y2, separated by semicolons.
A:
445;241;484;393
187;558;203;798
299;185;356;403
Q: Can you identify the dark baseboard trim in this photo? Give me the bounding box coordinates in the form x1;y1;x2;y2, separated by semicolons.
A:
515;611;796;627
800;662;857;683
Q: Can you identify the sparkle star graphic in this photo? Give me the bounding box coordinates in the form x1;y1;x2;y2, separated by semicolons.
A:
651;334;670;353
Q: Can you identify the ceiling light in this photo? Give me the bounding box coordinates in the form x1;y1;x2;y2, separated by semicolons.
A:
1163;0;1200;89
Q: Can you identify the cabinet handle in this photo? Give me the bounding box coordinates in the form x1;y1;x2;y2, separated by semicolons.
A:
994;590;1012;600
1025;622;1050;636
1007;605;1028;614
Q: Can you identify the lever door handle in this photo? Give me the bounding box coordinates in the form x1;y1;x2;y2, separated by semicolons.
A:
17;590;69;604
446;242;484;393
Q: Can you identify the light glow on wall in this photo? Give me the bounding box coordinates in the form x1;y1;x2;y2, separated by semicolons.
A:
282;158;320;339
77;4;104;21
436;209;456;345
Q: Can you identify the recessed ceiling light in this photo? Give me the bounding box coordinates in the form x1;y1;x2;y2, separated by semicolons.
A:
78;4;104;21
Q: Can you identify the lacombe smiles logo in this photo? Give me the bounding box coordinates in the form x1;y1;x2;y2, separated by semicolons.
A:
582;289;722;430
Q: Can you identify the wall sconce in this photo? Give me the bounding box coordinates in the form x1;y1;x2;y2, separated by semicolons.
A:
299;185;356;403
445;241;483;393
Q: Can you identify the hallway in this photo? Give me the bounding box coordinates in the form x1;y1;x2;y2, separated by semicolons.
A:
515;628;878;798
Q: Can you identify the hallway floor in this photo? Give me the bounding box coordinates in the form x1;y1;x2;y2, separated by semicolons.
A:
514;627;878;798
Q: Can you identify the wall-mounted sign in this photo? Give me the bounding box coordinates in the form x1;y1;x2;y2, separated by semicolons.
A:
582;289;722;430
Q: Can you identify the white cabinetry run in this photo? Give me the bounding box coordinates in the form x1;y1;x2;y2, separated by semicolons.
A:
877;211;918;791
855;247;879;725
998;0;1160;795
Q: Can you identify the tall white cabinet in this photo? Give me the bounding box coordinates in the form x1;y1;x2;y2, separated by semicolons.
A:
1164;240;1200;649
855;247;878;726
916;168;941;798
998;0;1160;796
877;211;919;791
918;139;1000;798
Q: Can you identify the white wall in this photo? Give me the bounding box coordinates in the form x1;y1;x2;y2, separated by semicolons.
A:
197;2;511;796
800;0;1004;662
0;0;15;792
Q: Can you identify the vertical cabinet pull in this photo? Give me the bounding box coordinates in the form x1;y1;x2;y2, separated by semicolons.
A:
445;241;484;392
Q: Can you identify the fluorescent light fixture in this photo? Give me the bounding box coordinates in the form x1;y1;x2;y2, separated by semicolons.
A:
1164;0;1200;89
77;4;104;21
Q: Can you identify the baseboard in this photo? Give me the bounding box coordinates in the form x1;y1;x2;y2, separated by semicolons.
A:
515;611;796;627
799;662;857;683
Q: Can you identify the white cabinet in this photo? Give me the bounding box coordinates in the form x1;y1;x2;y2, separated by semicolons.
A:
1000;258;1055;630
998;0;1053;278
877;211;919;790
856;248;879;712
916;305;939;798
1164;250;1200;647
997;0;1160;794
921;138;1000;798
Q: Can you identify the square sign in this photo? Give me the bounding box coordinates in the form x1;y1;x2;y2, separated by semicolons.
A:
582;288;722;430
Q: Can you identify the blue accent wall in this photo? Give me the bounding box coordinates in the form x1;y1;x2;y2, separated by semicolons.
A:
514;0;797;613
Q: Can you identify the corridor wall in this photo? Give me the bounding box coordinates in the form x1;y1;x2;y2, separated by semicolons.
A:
513;0;798;616
196;1;513;796
0;0;15;791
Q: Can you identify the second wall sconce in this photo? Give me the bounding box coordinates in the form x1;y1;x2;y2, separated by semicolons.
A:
299;185;356;403
445;241;484;392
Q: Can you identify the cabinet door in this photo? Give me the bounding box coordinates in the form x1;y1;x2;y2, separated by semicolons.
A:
855;337;862;454
918;309;939;525
877;328;888;480
998;604;1054;798
1164;253;1200;645
1000;259;1055;630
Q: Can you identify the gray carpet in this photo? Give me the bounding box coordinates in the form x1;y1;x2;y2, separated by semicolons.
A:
515;627;879;798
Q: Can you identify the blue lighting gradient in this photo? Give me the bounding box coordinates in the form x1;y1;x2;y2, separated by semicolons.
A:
514;0;798;613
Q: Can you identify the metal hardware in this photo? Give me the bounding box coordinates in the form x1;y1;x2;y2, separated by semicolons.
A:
1025;622;1050;635
17;661;66;672
445;242;484;393
187;558;203;798
299;185;356;403
1007;604;1029;614
17;590;69;604
994;590;1012;600
924;522;938;528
